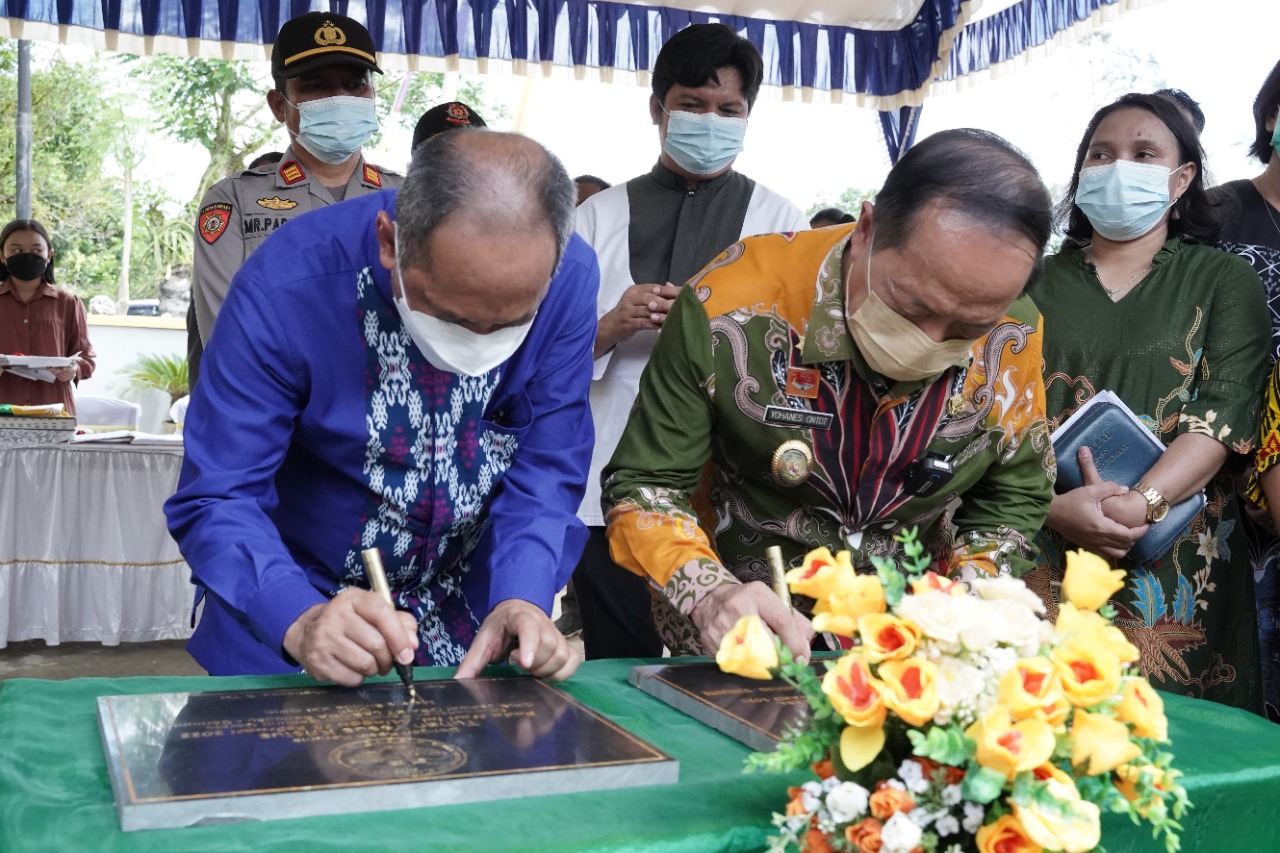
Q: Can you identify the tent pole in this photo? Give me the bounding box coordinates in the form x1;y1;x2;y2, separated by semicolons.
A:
16;39;33;219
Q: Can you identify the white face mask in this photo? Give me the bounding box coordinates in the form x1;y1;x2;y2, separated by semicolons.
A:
392;230;535;376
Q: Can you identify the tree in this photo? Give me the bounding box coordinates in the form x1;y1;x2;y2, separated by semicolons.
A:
806;187;878;221
127;55;279;206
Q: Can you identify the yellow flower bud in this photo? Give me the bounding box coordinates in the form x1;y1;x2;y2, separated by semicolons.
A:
1070;709;1143;776
1061;549;1126;611
714;614;778;681
1115;677;1168;741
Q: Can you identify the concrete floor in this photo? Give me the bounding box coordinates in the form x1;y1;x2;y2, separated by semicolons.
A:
0;639;206;681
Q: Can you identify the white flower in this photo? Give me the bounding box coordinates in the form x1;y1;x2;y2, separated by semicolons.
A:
962;801;986;834
971;574;1045;614
941;784;962;806
801;780;824;812
935;814;961;837
825;781;870;824
897;759;929;794
881;811;924;853
895;590;973;645
935;656;985;712
885;778;907;791
944;845;964;853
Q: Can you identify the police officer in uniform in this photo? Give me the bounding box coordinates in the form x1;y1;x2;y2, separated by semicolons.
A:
188;11;402;387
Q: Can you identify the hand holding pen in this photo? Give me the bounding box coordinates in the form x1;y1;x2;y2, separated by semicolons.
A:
362;548;416;696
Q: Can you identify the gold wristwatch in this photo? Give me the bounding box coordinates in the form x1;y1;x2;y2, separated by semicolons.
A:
1132;481;1170;524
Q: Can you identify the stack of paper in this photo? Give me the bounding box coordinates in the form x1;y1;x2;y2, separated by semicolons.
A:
0;354;79;383
71;431;183;447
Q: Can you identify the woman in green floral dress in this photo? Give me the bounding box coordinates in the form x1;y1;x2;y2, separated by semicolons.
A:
1026;93;1271;712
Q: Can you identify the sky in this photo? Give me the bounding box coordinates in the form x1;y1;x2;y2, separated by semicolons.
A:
32;0;1280;214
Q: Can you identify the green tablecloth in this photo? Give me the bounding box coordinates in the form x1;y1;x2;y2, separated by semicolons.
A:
0;659;1277;852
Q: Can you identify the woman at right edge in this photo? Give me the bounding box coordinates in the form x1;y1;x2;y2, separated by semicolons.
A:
1025;92;1270;713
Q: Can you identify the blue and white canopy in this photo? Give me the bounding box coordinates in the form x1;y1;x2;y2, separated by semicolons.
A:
3;0;1159;109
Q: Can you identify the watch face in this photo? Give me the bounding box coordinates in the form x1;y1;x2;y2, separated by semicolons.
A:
1151;501;1170;523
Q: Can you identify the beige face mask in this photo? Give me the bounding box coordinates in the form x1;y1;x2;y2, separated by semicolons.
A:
845;240;977;382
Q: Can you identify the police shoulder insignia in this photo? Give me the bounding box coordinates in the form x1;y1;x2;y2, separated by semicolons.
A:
257;196;299;211
280;161;306;185
362;164;382;188
198;203;233;245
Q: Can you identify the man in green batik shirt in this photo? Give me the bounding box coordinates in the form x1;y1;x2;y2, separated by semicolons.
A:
602;130;1058;658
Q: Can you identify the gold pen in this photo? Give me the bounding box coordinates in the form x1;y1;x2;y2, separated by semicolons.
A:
361;547;415;695
765;545;792;612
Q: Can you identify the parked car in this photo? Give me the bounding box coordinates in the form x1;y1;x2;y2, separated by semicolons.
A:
126;299;161;317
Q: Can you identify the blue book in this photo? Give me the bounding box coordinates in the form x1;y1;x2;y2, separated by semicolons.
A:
1051;390;1205;565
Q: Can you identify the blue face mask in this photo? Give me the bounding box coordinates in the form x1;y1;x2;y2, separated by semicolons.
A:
287;95;379;165
661;109;748;176
1075;159;1186;242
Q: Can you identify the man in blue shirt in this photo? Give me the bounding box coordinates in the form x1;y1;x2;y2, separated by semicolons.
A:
166;130;598;685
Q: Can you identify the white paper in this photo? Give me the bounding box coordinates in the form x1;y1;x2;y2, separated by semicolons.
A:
0;353;79;383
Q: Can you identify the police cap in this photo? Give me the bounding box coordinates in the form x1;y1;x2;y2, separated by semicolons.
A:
272;12;382;80
412;102;488;150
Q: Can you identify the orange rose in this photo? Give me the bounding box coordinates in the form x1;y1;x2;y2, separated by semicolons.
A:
869;783;915;820
812;758;835;780
877;657;940;727
858;613;922;662
916;756;965;786
804;828;835;853
844;818;883;853
976;814;1043;853
786;786;807;817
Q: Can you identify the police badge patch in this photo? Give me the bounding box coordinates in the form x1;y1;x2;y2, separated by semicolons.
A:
198;203;232;245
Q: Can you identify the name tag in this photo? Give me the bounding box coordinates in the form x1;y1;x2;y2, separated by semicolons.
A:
763;405;833;430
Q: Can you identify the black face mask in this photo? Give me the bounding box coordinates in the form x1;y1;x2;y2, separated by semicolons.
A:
5;253;48;282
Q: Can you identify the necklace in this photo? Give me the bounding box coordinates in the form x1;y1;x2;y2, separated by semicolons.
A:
1263;194;1280;239
1085;247;1150;297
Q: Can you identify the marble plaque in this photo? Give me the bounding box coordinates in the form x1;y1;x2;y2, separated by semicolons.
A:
98;677;677;832
630;663;810;752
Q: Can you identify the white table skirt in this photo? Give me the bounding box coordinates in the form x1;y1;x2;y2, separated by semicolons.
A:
0;444;194;647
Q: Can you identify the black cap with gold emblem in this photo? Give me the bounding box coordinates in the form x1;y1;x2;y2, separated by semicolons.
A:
271;12;382;80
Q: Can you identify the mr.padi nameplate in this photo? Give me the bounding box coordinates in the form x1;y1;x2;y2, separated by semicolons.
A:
97;677;677;831
630;663;810;752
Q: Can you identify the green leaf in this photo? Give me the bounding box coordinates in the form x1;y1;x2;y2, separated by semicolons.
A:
905;725;975;767
961;764;1007;805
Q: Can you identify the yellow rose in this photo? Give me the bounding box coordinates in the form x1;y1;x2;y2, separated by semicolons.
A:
1070;709;1142;775
1055;604;1140;664
858;613;921;662
822;651;887;727
910;571;965;596
714;614;778;681
966;706;1056;779
813;574;886;637
1013;778;1101;853
1061;549;1126;611
976;814;1044;853
998;658;1069;727
1051;631;1123;707
877;657;941;727
1116;677;1168;740
784;547;856;601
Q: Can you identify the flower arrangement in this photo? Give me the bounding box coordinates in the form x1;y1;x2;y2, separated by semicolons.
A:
715;530;1189;853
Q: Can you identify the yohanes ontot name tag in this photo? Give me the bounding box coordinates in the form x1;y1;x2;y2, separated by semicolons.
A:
763;406;833;430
